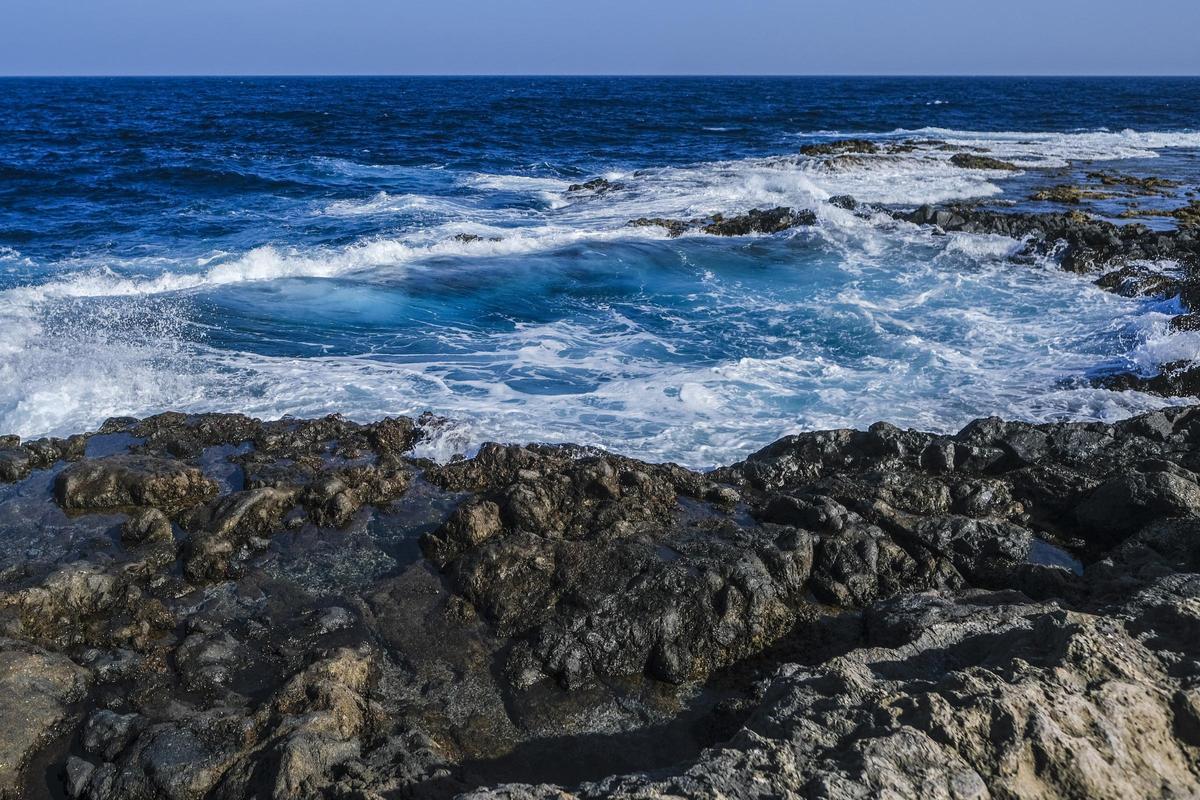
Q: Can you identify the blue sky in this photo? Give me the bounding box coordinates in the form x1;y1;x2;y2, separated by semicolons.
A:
3;0;1199;76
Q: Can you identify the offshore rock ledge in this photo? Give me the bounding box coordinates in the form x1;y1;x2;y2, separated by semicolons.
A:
0;404;1199;798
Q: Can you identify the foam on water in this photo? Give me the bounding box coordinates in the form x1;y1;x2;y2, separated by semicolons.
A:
2;210;1184;467
2;118;1197;466
887;127;1200;166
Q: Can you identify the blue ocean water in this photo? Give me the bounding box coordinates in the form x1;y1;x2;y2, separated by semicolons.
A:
2;77;1199;466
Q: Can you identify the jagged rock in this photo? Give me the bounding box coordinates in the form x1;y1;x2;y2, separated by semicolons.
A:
0;449;31;483
566;178;623;195
949;153;1020;170
1121;199;1200;227
627;207;817;238
452;233;503;243
181;487;299;581
6;407;1200;798
626;217;692;237
703;207;818;236
1075;465;1200;543
1031;184;1116;203
55;455;218;512
0;638;91;799
122;507;173;546
83;709;148;761
1169;312;1200;332
0;434;87;484
1098;360;1200;398
1087;171;1182;195
800;139;879;156
422;499;504;565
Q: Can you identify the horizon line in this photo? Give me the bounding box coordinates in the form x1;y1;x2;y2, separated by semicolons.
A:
2;73;1199;79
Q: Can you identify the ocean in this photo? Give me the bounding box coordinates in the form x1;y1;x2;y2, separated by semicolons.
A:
2;76;1199;467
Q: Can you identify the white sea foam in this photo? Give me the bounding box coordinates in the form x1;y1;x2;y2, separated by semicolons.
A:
319;191;471;218
3;214;1184;467
4;127;1197;464
797;127;1200;168
0;224;675;308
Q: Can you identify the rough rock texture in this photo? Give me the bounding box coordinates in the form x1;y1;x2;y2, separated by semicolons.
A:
2;404;1200;798
566;178;623;195
949;153;1020;171
55;456;219;512
2;188;1200;797
628;206;817;238
800;139;879;157
0;639;91;799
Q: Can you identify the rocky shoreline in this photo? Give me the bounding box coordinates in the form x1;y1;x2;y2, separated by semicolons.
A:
1;400;1200;799
623;177;1200;397
2;187;1200;798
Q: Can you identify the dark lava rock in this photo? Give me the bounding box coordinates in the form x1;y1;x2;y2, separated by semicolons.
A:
452;233;503;244
0;448;31;483
1170;313;1200;332
1031;184;1116;203
800;139;879;157
54;455;219;512
3;406;1200;798
1122;199;1200;228
1088;171;1182;195
1098;361;1200;398
567;177;623;195
0;435;87;484
0;639;91;798
949;153;1020;171
627;216;693;238
703;207;818;236
897;202;1200;277
628;207;817;238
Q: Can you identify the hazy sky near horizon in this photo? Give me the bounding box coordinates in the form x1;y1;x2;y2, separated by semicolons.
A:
2;0;1199;76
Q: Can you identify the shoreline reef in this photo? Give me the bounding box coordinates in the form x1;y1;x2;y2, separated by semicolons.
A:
2;399;1200;798
1;196;1200;798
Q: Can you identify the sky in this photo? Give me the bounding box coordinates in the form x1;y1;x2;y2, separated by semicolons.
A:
2;0;1199;76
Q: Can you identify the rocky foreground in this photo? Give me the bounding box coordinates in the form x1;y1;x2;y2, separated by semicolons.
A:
1;402;1200;799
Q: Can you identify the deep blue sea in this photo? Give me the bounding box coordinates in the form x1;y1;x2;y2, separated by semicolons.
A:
2;77;1199;466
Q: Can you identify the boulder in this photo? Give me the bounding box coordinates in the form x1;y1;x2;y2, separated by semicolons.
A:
0;639;90;799
55;455;218;512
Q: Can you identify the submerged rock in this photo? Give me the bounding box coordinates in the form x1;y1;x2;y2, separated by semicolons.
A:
1121;199;1200;227
566;177;623;195
1088;171;1183;195
703;207;817;236
627;207;816;238
800;139;879;156
949;153;1020;171
1030;184;1117;203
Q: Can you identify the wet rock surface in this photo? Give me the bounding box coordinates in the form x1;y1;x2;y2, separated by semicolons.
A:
2;405;1200;797
799;139;879;157
948;153;1020;171
628;206;818;238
